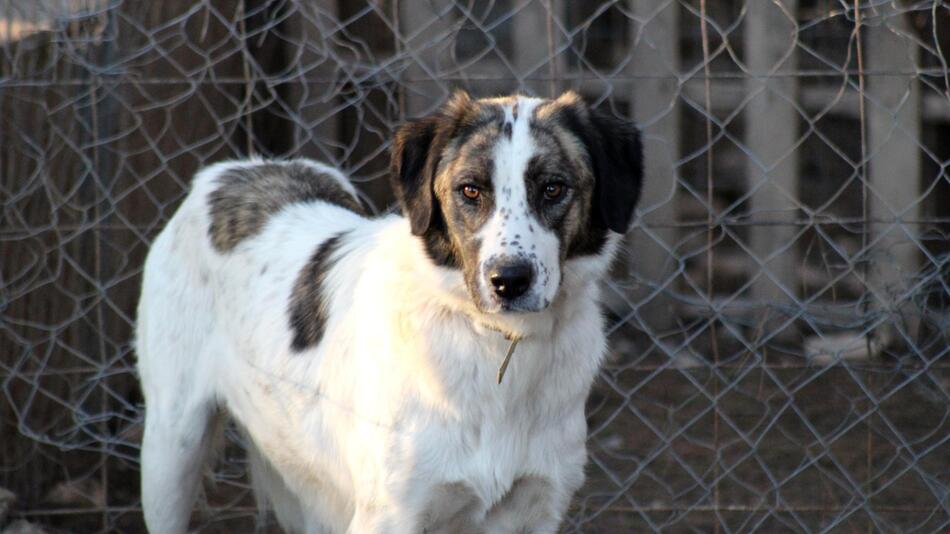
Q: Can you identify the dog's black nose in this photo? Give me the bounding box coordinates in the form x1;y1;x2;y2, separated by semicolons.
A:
489;263;533;300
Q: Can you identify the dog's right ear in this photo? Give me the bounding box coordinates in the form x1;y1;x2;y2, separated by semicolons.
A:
390;90;473;236
390;116;440;236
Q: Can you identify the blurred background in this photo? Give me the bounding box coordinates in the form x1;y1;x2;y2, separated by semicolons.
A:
1;0;948;532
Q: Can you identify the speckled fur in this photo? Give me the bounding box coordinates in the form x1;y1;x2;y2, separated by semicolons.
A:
208;160;364;252
391;91;643;313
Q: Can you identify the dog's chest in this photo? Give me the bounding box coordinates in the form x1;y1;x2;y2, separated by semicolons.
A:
451;415;528;497
418;423;548;532
415;400;580;533
408;348;580;529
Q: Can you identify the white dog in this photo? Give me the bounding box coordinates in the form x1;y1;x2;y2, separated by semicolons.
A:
136;91;642;533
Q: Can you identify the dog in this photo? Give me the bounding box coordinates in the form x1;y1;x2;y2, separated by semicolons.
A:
136;90;642;533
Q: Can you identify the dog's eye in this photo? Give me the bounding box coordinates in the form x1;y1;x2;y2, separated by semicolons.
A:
460;184;481;201
543;183;566;202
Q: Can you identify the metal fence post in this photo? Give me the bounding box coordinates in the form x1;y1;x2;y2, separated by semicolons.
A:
744;0;801;339
865;6;922;345
627;0;680;333
512;0;566;97
398;0;455;117
284;0;341;164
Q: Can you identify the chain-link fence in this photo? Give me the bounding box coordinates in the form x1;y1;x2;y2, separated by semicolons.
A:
1;0;948;532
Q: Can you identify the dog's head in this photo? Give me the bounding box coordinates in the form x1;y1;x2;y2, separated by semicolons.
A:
391;91;642;314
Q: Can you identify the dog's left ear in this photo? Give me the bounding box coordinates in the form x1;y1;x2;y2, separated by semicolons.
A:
587;107;643;233
554;92;643;233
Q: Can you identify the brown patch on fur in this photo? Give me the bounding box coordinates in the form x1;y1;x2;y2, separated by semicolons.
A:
390;91;504;268
527;105;600;257
535;91;584;115
530;93;643;256
208;162;364;253
433;124;501;297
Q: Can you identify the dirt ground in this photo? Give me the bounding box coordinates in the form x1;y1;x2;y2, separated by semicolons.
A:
3;325;947;533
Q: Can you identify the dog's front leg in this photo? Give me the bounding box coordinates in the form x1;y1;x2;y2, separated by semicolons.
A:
480;474;575;534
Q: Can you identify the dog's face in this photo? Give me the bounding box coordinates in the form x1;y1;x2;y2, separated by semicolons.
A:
391;91;642;314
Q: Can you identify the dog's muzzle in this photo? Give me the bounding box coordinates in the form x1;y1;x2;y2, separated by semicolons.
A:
487;259;534;302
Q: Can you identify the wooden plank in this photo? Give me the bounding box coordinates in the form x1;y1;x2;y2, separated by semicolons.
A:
512;0;566;97
283;0;341;164
864;9;922;342
622;0;680;332
398;0;456;117
744;0;800;335
680;81;950;123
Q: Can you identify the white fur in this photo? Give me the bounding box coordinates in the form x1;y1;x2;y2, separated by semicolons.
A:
136;157;621;533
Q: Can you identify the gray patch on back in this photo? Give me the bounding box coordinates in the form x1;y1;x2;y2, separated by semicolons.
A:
208;162;365;252
288;232;347;352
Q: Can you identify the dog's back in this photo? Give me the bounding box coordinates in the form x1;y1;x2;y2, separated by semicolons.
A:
136;159;366;533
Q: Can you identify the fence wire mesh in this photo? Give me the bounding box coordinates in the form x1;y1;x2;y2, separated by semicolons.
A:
1;0;948;532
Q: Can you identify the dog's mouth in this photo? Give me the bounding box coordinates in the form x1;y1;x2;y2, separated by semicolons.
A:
498;298;548;313
475;293;551;315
